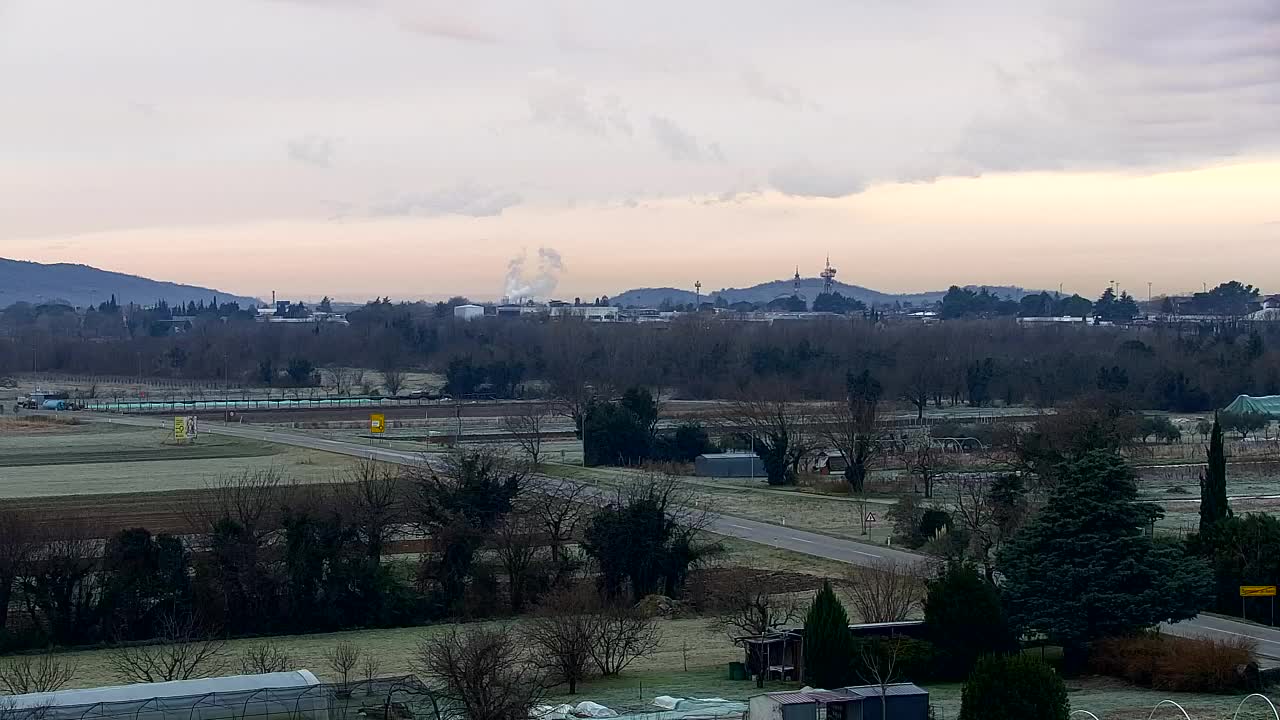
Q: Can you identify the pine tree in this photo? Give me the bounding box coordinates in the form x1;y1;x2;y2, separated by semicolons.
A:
997;451;1212;665
1199;415;1230;536
803;580;853;689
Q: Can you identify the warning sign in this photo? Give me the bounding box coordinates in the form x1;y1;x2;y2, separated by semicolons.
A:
865;512;877;523
370;413;385;434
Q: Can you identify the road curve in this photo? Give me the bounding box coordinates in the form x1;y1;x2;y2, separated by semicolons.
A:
71;412;1280;662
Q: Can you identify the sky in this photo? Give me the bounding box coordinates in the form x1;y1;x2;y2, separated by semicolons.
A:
1;0;1278;302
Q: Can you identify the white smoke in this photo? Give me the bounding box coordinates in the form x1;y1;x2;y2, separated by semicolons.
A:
503;247;565;302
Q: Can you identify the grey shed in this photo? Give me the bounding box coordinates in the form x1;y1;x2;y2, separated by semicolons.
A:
694;452;765;478
845;684;929;720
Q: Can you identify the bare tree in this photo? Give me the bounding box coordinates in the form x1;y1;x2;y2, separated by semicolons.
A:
413;626;545;720
527;480;588;584
947;474;1030;583
906;438;942;498
350;368;368;395
709;570;801;640
723;396;813;486
0;509;36;633
187;468;288;539
106;614;227;683
494;510;543;614
381;369;406;397
522;587;597;694
817;405;880;493
859;635;908;720
0;652;77;694
846;559;927;623
588;604;662;676
324;366;354;396
238;640;294;675
500;403;552;466
361;654;383;690
325;642;362;686
333;459;402;562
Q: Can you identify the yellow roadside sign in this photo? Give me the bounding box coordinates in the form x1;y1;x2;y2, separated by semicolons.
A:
370;413;385;434
174;416;187;440
1240;585;1277;597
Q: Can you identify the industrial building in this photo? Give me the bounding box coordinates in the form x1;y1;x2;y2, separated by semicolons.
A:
453;304;485;321
695;452;765;478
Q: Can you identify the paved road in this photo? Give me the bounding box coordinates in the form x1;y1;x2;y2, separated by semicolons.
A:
70;412;1280;663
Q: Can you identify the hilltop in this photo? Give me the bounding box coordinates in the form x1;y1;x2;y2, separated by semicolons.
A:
610;278;1035;308
0;258;260;308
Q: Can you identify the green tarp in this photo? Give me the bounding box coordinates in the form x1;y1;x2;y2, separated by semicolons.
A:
1222;395;1280;416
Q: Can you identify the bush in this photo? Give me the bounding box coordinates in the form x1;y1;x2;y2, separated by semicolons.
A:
924;564;1015;679
1089;633;1255;693
959;654;1068;720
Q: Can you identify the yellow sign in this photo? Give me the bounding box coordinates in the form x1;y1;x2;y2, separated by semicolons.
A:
370;414;385;434
174;416;187;441
1240;586;1277;597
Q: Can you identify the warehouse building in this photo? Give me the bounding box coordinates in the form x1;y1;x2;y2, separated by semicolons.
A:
694;451;765;478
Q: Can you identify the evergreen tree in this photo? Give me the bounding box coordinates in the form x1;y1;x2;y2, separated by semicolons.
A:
803;580;853;688
997;451;1212;664
1199;415;1230;536
959;655;1068;720
924;563;1015;678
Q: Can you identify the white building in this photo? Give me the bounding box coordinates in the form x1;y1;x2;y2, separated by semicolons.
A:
453;304;485;321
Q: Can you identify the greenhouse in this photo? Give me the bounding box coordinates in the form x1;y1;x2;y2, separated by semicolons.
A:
1;673;434;720
1222;395;1280;417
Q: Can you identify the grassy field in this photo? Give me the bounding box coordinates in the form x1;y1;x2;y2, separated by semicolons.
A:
0;421;351;498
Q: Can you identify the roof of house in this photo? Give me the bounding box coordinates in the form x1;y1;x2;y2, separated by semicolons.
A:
846;683;928;698
758;691;860;706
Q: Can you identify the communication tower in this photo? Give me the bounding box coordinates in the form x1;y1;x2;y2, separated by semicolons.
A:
821;255;838;295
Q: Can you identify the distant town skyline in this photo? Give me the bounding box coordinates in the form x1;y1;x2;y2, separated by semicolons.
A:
1;1;1277;300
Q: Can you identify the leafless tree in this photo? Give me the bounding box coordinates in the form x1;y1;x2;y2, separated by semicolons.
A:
588;604;662;676
333;459;402;562
722;395;813;485
708;570;802;640
324;366;354;396
106;614;227;683
381;369;406;397
946;474;1030;583
852;491;872;536
1;696;51;720
906;438;941;498
0;652;77;694
494;509;544;614
326;642;362;686
187;468;288;539
361;654;383;690
846;559;928;623
413;626;545;720
859;635;908;720
237;640;294;674
0;509;36;633
500;403;552;466
350;368;368;394
527;480;589;584
522;587;597;694
816;402;881;493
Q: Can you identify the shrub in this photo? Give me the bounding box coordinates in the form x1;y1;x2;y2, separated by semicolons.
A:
924;563;1015;679
1089;633;1255;693
959;654;1068;720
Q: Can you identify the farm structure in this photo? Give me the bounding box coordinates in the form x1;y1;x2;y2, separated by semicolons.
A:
1;672;433;720
695;452;765;478
748;685;928;720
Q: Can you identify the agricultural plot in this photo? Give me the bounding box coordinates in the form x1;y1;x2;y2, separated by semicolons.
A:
0;420;351;498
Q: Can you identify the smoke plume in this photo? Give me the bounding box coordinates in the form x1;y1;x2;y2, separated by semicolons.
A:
504;247;564;301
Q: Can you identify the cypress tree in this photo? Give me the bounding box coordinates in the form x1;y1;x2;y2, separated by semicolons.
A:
1199;415;1230;536
803;580;853;689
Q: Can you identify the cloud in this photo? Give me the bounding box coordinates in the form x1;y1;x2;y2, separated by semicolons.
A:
370;184;522;218
396;12;501;44
287;136;337;168
741;67;818;110
527;70;631;136
950;0;1280;174
768;162;866;199
649;115;724;163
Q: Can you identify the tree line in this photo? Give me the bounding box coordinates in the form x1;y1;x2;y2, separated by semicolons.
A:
0;454;716;656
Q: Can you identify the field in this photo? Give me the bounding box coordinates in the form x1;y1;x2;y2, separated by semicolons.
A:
0;419;352;500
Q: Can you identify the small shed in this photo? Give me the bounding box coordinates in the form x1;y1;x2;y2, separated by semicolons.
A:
844;684;929;720
695;452;765;478
453;304;485;322
748;691;863;720
741;630;803;680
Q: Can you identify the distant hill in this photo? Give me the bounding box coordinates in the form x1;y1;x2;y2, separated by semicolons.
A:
611;278;1036;308
0;258;260;309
